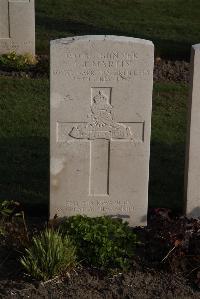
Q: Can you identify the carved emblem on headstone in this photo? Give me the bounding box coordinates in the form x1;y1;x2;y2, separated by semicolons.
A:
69;90;132;140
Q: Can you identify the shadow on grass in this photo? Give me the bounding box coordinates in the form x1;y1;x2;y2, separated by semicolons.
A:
0;137;49;217
149;141;186;214
36;15;106;35
36;15;191;60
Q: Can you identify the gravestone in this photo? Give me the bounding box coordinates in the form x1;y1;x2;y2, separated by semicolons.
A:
0;0;35;55
50;35;154;226
184;44;200;218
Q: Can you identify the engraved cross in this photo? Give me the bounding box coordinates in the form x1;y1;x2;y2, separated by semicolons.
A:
58;88;144;196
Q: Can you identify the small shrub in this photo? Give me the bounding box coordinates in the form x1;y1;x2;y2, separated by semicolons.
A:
20;229;76;281
61;215;138;270
0;51;37;71
0;200;19;218
0;200;23;238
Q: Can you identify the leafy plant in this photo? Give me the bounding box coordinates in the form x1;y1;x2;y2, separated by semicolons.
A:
0;200;29;246
0;200;21;236
0;200;18;218
61;215;138;270
20;229;77;281
0;51;37;71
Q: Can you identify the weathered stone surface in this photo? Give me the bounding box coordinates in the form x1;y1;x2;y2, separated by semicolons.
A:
185;44;200;218
50;35;154;226
0;0;35;55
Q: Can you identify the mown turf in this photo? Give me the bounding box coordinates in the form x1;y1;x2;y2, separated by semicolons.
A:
0;78;188;214
0;78;49;215
151;83;188;212
36;0;200;60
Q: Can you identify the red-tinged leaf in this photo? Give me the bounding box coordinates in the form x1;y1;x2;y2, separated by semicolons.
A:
174;239;183;247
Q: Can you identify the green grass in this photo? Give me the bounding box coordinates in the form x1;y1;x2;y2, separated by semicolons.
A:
0;78;49;215
21;229;77;280
151;83;188;212
0;78;188;214
36;0;200;60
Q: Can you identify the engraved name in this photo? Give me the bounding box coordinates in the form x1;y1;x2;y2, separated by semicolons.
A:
53;49;150;82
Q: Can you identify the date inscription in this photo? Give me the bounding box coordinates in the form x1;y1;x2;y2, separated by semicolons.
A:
66;200;134;213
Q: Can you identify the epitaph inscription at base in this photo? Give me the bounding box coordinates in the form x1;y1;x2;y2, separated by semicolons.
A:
50;36;154;226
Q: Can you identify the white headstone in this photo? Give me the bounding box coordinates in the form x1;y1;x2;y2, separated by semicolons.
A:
185;44;200;218
50;35;154;226
0;0;35;55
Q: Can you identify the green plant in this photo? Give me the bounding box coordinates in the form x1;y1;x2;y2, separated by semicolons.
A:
0;200;29;246
0;200;20;236
0;200;18;218
0;51;37;71
20;229;76;281
61;215;138;270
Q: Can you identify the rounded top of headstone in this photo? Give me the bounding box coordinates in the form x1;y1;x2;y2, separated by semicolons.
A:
51;35;154;47
193;44;200;50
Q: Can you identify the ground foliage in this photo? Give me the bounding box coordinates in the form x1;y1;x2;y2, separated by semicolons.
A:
0;200;29;248
60;215;138;270
20;229;77;281
0;211;200;298
0;53;37;71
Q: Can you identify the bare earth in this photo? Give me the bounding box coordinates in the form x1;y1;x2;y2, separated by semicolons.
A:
0;211;200;299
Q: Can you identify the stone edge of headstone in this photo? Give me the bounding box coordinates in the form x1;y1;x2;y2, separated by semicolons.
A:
50;34;154;226
50;35;154;47
184;43;200;218
192;43;200;50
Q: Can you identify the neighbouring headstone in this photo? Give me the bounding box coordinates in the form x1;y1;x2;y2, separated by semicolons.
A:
184;44;200;218
50;35;154;226
0;0;35;55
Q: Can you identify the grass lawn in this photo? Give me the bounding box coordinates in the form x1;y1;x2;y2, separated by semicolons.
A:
36;0;200;60
150;83;188;212
0;78;49;215
0;77;188;215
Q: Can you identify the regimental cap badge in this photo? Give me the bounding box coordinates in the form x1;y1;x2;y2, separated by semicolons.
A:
93;91;108;104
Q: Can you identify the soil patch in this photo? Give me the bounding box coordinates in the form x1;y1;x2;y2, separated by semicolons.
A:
154;59;190;83
0;269;198;299
0;212;200;298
